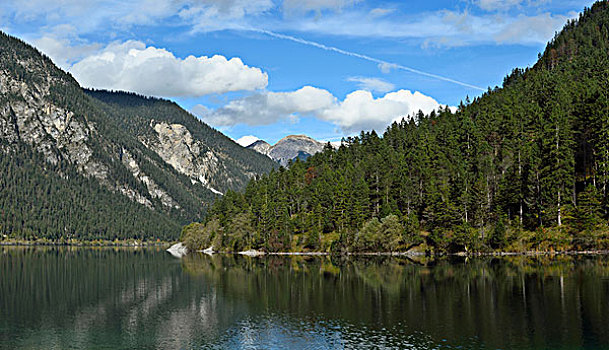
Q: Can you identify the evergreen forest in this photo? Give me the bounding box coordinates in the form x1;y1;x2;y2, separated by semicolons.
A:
182;1;609;253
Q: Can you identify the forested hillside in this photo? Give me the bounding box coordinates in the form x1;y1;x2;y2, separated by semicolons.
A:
0;145;181;240
0;32;276;242
182;1;609;253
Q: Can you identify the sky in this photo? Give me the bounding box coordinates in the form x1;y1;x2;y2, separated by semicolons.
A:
0;0;596;145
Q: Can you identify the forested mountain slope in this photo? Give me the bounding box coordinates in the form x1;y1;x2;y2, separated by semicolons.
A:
85;89;277;192
182;1;609;253
0;32;276;241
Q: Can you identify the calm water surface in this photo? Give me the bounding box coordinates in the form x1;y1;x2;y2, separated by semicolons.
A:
1;247;608;349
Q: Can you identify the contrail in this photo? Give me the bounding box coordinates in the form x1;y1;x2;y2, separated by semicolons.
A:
251;28;486;92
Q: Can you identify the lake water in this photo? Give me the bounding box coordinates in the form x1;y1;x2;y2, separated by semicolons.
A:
1;247;608;349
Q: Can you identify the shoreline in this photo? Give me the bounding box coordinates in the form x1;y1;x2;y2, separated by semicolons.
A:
0;240;171;248
4;241;609;257
193;249;609;257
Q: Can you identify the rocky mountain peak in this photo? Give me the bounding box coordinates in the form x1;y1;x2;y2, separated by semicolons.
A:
247;139;271;155
246;134;326;167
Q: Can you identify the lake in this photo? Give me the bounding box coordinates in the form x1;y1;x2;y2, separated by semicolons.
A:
1;247;608;349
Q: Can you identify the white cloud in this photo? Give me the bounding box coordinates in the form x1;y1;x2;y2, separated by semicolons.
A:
378;62;398;74
494;12;575;44
475;0;523;11
1;0;273;33
31;32;101;69
191;104;211;117
319;89;442;132
235;135;261;147
369;8;395;18
278;8;573;47
179;0;273;32
475;0;550;12
283;0;363;14
196;86;446;134
3;0;575;50
2;0;184;33
68;40;268;97
195;86;336;126
347;77;395;93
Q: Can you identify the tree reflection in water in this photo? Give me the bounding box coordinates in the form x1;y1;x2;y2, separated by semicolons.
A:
1;247;608;349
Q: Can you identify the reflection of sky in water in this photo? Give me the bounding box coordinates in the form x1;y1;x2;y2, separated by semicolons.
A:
1;248;608;349
210;314;456;350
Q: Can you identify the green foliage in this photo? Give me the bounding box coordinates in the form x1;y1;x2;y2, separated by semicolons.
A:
354;218;382;252
574;185;603;231
490;217;508;249
402;214;424;248
379;215;403;252
226;213;255;252
181;219;222;251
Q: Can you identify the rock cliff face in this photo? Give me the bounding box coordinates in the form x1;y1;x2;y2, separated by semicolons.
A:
246;135;326;167
0;68;106;180
150;122;224;194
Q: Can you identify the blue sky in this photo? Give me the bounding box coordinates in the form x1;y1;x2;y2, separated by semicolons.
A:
0;0;595;145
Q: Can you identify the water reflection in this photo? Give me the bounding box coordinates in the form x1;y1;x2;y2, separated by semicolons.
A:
1;247;608;349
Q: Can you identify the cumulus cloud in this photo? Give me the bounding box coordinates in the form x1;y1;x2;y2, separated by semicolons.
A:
347;77;395;93
194;86;336;126
196;86;445;133
31;32;101;69
235;135;261;147
69;40;268;97
319;90;442;132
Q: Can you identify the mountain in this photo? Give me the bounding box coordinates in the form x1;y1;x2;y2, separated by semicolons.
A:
0;31;277;241
84;89;277;193
246;135;326;166
246;139;271;155
182;1;609;253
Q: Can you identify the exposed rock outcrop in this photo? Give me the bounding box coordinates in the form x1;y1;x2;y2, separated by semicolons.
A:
149;121;224;195
0;70;108;181
120;148;179;208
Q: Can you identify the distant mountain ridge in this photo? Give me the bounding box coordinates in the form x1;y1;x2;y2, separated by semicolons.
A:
0;31;277;241
245;134;326;166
